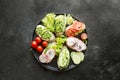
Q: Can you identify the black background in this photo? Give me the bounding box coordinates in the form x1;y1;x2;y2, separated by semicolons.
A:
0;0;120;80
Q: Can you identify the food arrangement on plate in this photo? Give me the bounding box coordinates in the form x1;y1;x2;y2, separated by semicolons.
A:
31;13;88;71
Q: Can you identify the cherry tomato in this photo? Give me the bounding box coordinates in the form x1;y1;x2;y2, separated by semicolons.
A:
37;46;43;52
81;33;88;40
42;41;48;47
31;41;38;48
34;37;42;44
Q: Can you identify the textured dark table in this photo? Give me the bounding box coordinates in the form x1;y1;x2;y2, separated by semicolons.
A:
0;0;120;80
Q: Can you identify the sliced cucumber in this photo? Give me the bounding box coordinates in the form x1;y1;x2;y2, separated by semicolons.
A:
71;52;84;64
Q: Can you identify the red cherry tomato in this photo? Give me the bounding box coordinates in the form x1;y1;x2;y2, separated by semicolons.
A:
35;37;42;44
37;46;43;52
81;33;88;40
42;41;48;47
31;41;38;48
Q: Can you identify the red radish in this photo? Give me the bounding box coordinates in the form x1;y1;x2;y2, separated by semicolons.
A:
81;33;87;40
31;41;38;48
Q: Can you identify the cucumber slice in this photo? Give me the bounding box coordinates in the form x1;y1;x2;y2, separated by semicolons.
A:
71;52;84;64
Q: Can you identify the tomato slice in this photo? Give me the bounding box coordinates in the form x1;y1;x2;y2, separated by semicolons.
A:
67;29;75;36
71;28;78;32
73;21;85;31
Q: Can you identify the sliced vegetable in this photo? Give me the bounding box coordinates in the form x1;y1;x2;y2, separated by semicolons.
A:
57;46;70;70
42;13;56;32
51;37;67;56
71;52;84;64
36;25;55;41
55;15;66;36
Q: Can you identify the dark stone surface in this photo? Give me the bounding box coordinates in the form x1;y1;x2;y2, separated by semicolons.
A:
0;0;120;80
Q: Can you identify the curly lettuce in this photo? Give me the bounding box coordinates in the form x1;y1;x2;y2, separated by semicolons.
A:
42;13;56;32
51;36;67;56
66;14;74;25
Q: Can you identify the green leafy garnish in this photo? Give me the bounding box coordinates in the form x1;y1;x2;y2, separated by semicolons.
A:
83;39;88;45
51;36;67;56
42;13;56;32
66;14;74;25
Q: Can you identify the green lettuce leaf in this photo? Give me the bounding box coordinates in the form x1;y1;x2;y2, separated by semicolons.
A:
51;36;67;56
42;13;56;32
66;14;74;25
